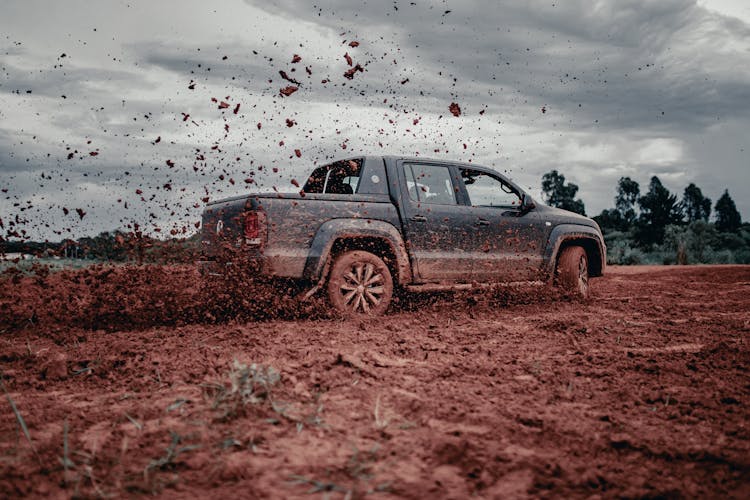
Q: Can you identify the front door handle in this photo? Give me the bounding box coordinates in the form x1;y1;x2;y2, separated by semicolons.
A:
411;215;427;223
475;218;490;226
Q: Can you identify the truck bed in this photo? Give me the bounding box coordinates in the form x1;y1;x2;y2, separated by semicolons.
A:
201;192;401;278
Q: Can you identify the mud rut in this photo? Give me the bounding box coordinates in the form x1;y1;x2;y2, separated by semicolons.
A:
1;265;749;498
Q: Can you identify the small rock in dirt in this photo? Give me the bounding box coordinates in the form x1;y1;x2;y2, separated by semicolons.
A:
220;451;257;480
485;468;534;498
334;352;375;378
517;415;544;428
184;451;211;470
431;464;466;493
433;435;469;465
385;459;426;495
41;353;68;380
293;381;311;398
609;433;633;450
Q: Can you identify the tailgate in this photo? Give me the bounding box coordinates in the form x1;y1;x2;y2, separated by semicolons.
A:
201;197;257;259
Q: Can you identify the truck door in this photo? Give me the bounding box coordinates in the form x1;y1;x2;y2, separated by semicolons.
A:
398;161;474;282
457;167;545;282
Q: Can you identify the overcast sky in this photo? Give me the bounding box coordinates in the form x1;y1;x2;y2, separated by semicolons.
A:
1;0;748;241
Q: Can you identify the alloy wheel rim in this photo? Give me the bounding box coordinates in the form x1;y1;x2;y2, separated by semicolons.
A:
339;262;385;313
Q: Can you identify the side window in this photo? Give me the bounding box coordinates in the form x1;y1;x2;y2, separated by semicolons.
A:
461;169;521;208
405;164;457;205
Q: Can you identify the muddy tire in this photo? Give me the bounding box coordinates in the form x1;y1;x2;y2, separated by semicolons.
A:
327;250;393;316
555;246;590;298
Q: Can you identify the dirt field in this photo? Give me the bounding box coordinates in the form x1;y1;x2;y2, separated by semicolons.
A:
1;265;748;498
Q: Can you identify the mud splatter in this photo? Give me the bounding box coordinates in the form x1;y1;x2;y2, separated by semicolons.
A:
279;86;298;97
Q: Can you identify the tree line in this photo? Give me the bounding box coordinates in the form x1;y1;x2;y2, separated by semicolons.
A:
1;230;201;264
541;170;749;264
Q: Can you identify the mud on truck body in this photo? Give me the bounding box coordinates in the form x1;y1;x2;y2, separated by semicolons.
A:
200;156;606;316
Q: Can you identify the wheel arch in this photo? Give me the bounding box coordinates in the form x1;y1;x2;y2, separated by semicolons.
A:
557;237;603;277
303;219;412;285
545;224;606;279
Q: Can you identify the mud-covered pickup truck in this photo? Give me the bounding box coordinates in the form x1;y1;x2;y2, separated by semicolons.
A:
200;156;605;315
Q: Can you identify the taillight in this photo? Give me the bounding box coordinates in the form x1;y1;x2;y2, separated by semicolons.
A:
243;212;258;238
243;211;261;245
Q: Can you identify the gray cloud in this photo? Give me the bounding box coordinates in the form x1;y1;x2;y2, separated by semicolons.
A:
248;0;750;130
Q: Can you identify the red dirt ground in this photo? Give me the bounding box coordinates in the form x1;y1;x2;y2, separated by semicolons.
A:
1;265;748;498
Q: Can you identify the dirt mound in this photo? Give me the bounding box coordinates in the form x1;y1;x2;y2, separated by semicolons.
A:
0;264;327;337
0;264;201;334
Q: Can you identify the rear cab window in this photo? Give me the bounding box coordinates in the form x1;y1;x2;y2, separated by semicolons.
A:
303;159;363;194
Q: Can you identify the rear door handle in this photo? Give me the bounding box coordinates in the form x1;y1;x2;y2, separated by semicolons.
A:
475;218;490;226
411;215;427;223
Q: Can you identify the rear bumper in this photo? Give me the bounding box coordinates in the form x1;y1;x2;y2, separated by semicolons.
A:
197;260;232;277
197;258;266;279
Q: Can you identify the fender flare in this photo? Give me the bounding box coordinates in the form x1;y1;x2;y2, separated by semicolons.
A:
302;218;412;284
543;224;606;278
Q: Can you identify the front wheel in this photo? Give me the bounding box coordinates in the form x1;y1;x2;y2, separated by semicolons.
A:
555;246;590;298
327;250;393;316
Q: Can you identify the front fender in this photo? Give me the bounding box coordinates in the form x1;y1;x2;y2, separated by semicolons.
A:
303;218;412;284
543;224;606;277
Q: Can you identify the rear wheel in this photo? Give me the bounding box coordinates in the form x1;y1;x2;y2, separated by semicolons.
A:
327;250;393;316
555;246;590;298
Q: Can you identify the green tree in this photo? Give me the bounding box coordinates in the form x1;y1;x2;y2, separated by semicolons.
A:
541;170;586;215
615;177;640;226
636;176;683;246
593;208;625;233
682;183;711;222
78;231;130;261
714;190;742;233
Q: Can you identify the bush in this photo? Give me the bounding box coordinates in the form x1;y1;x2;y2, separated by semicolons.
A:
704;249;735;264
621;246;647;265
735;249;750;264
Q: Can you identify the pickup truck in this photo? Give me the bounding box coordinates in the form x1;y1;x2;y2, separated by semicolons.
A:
200;156;605;315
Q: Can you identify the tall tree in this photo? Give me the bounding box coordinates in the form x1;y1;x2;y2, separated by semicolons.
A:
636;176;683;246
714;190;741;233
615;177;640;225
593;208;625;233
541;170;586;215
682;183;711;222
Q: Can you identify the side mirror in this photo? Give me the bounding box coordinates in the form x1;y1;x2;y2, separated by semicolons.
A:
520;194;536;214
